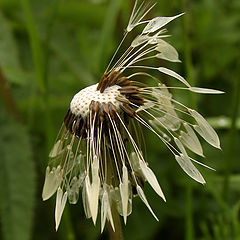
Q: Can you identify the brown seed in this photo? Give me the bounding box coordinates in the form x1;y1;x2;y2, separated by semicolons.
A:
74;116;83;137
97;70;123;93
64;109;70;124
79;120;86;138
116;96;131;104
108;102;118;120
108;71;122;86
128;95;144;106
102;103;111;128
97;72;110;91
98;105;105;123
64;109;72;127
119;86;139;95
116;77;131;86
120;104;136;118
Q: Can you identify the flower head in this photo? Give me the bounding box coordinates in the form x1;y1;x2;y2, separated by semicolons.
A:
42;0;222;232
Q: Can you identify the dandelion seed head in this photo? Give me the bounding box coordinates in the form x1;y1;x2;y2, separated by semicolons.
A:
70;83;122;117
42;0;222;232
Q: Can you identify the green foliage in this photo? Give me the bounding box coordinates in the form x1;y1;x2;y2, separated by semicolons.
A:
200;201;240;240
20;0;45;92
0;13;19;69
0;107;36;240
93;0;122;72
0;13;25;85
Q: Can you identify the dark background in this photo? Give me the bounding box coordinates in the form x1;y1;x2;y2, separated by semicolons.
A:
0;0;239;239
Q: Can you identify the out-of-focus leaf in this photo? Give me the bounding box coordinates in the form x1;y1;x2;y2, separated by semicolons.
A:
93;0;122;72
0;13;19;69
200;200;240;240
20;0;45;92
57;1;106;26
0;0;19;10
49;23;94;84
3;67;34;85
0;107;36;240
0;13;24;84
207;174;240;194
192;0;240;80
207;116;240;130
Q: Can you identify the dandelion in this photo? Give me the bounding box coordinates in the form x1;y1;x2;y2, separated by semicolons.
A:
42;0;223;232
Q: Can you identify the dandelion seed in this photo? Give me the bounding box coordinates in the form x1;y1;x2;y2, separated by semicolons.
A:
42;0;222;232
55;188;68;231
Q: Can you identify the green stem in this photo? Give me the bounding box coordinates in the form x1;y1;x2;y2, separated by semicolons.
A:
181;1;196;240
20;1;76;239
60;207;76;240
107;206;123;240
42;0;60;152
20;0;44;127
223;60;240;200
186;185;194;240
20;0;45;93
94;0;122;73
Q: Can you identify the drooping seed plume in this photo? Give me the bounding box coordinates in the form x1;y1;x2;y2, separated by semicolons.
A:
42;0;222;232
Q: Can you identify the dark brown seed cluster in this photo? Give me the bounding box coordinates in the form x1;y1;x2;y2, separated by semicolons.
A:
64;70;144;138
97;70;131;93
64;101;121;138
64;109;86;137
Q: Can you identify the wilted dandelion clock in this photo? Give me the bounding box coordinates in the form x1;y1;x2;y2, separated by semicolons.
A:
42;0;223;232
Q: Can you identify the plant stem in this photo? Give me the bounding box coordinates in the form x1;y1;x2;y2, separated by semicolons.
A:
185;185;194;240
42;0;60;152
61;207;76;240
94;0;122;73
20;0;77;239
20;0;45;93
107;206;123;240
20;0;44;128
223;60;240;200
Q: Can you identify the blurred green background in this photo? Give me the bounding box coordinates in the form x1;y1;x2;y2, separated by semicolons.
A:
0;0;239;239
